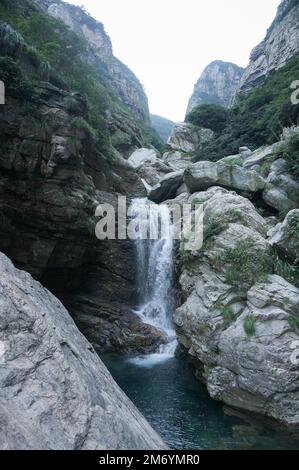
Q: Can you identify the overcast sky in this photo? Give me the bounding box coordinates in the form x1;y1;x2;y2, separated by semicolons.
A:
69;0;281;122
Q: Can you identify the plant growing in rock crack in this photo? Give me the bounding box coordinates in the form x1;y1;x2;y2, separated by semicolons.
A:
203;213;228;246
211;240;273;287
244;315;256;336
221;306;236;327
288;315;299;331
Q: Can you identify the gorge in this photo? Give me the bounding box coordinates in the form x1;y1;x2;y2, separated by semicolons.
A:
0;0;299;451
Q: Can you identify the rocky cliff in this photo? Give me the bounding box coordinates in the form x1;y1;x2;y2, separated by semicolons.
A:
0;252;166;450
186;61;244;116
236;0;299;94
40;0;150;123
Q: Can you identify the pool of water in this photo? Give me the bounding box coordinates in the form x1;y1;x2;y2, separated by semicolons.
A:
101;353;299;450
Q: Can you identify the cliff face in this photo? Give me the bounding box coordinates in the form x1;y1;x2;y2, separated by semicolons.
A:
186;61;244;115
40;0;149;123
236;0;299;93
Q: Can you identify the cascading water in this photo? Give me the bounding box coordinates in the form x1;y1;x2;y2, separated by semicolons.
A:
129;198;177;366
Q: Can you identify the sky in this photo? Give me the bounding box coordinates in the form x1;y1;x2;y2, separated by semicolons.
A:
69;0;281;122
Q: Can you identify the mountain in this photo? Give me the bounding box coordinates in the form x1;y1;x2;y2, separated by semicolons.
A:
40;0;150;123
236;0;299;94
150;114;174;142
186;60;244;116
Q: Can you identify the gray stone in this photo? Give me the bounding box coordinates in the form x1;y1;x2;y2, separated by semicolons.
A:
268;209;299;262
0;252;166;450
149;170;184;203
167;123;214;153
184;161;266;194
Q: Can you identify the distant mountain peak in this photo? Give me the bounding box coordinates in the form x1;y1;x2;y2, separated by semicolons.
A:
186;61;244;116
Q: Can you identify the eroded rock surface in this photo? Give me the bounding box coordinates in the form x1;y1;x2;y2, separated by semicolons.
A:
0;252;166;450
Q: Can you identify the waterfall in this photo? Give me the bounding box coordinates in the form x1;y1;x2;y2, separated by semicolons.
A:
129;198;177;366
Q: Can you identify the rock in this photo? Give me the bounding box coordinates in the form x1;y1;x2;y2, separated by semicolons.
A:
191;187;268;236
44;0;149;122
184;161;266;194
262;160;299;213
0;252;166;450
128;148;157;169
186;60;244;114
239;146;252;154
206;275;299;427
163;150;194;171
268;209;299;262
235;0;299;94
149;171;184;203
136;160;172;187
243;144;278;169
167;123;214;153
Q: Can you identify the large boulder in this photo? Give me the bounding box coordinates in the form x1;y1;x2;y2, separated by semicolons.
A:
268;209;299;262
184;161;266;194
206;276;299;428
0;252;166;450
174;186;299;427
148;170;184;203
262;159;299;213
167;123;214;153
162;150;194;171
128;148;157;169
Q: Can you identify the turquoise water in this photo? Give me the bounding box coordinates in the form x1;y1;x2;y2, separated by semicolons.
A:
101;353;299;450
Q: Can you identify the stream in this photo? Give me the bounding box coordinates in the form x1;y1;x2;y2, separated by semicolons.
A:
103;199;299;450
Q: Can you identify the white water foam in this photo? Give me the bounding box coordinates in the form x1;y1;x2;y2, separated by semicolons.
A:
128;199;178;368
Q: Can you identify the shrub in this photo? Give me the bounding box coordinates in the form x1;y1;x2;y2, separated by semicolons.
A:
274;133;299;180
0;56;34;99
212;240;273;286
186;104;229;134
288;315;299;330
244;315;256;336
222;306;236;327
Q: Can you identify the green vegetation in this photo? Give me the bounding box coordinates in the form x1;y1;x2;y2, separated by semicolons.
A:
194;55;299;161
288;315;299;330
243;315;256;336
274;133;299;179
0;2;159;158
221;306;236;327
186;104;229;134
0;56;34;99
203;213;228;244
274;257;299;288
212;240;273;286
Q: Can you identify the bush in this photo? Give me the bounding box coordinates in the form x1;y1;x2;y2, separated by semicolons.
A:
186;104;229;134
212;240;273;286
288;315;299;330
222;306;236;327
0;56;34;99
244;315;256;336
275;133;299;179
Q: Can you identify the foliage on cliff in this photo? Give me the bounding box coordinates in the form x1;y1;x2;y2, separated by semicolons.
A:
0;0;160;156
194;54;299;162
